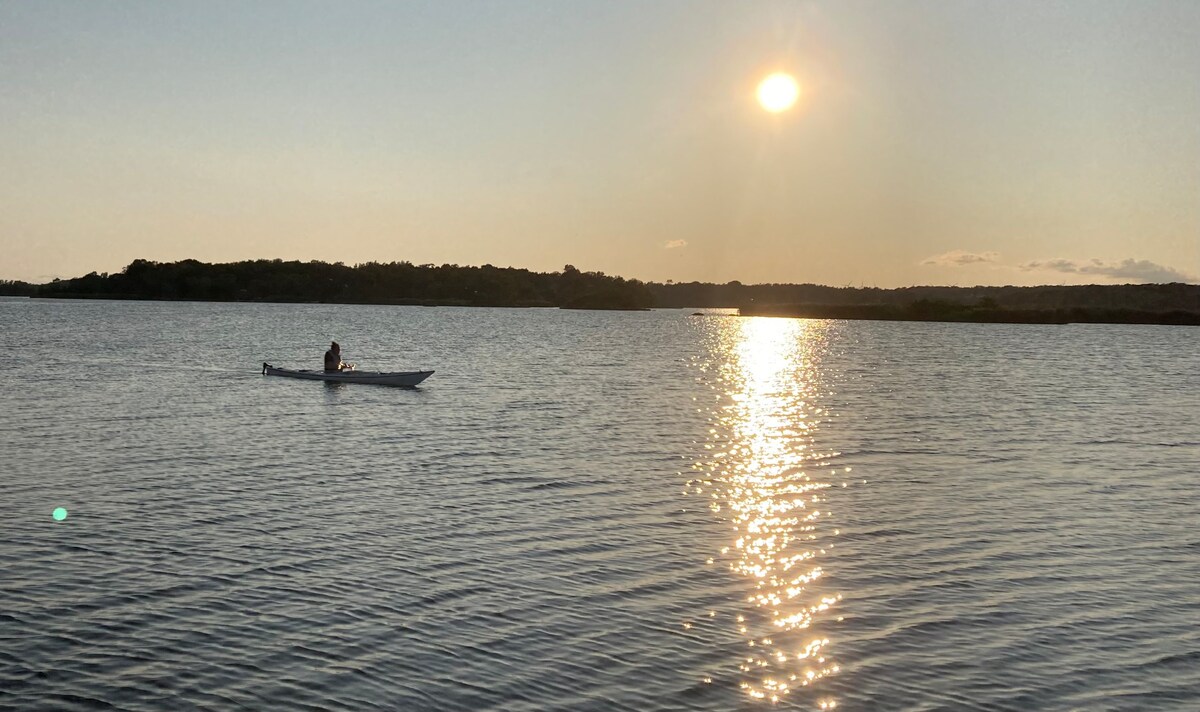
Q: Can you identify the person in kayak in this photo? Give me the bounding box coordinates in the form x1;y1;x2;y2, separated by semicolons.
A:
324;341;347;372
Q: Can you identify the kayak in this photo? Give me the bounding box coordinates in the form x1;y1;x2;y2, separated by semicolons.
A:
262;362;433;387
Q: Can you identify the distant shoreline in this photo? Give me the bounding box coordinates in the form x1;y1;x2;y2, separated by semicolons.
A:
13;259;656;311
16;294;1198;325
4;258;1199;324
738;302;1200;326
28;293;541;308
25;293;652;311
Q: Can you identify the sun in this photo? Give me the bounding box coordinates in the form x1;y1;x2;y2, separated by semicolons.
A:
757;72;800;113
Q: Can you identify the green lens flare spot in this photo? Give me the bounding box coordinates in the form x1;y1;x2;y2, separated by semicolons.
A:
53;507;68;521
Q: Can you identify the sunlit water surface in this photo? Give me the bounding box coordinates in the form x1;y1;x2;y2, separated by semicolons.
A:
1;299;1197;711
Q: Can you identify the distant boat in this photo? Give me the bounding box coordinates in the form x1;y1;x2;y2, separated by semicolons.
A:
262;363;433;387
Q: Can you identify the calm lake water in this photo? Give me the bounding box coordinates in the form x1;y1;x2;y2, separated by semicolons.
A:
2;298;1198;711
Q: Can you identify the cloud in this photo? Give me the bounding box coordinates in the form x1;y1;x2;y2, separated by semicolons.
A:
921;250;999;266
663;240;688;249
1020;258;1078;273
1020;258;1197;283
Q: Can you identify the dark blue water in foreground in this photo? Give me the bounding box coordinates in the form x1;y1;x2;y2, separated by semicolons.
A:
1;298;1197;710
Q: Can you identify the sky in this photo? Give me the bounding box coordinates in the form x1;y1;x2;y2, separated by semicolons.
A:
2;0;1198;287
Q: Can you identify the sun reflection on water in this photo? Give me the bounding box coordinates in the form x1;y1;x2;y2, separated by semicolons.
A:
690;317;844;706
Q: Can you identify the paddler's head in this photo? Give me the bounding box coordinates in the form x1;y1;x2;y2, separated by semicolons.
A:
331;341;340;353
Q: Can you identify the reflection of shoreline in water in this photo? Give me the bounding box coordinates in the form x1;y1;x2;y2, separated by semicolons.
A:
691;318;846;707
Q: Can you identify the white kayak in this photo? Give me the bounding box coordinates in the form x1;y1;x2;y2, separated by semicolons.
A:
262;362;433;387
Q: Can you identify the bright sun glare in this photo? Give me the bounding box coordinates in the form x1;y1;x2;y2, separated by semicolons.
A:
757;72;800;113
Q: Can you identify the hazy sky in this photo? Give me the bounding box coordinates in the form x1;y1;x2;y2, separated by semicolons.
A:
3;0;1198;286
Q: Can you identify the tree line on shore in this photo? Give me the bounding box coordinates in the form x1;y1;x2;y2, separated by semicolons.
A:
3;259;1199;321
15;259;655;310
654;280;1200;313
739;299;1200;325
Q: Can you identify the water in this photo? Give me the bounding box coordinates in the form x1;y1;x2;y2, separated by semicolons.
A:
1;298;1197;711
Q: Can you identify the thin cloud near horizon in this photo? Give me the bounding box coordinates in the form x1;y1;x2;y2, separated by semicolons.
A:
921;250;999;266
664;240;688;250
1020;258;1198;284
921;250;1196;284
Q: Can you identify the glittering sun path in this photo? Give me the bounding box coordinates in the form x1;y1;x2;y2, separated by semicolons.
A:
688;317;849;708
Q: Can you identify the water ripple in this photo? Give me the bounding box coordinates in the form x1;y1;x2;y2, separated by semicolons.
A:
1;302;1198;710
